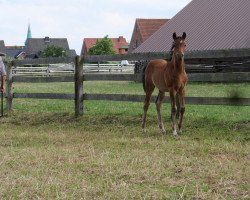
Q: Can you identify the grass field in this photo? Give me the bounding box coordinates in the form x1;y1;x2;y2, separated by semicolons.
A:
0;81;249;199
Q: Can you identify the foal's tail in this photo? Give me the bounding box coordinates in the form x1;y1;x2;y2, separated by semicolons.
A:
141;60;149;92
142;64;147;92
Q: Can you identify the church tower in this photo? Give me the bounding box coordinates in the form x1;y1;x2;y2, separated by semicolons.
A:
25;24;32;46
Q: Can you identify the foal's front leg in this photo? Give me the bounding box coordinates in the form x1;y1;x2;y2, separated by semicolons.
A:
178;89;186;133
155;91;165;134
170;91;178;136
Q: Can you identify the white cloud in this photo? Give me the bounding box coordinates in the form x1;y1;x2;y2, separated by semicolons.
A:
0;0;192;54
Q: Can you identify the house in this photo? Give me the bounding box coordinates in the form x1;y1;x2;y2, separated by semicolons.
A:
69;49;77;57
2;23;77;59
25;37;77;58
0;40;6;55
81;36;129;57
133;0;250;53
5;46;26;59
128;19;169;53
0;41;26;59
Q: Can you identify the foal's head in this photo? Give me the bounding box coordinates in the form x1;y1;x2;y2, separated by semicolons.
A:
172;32;187;61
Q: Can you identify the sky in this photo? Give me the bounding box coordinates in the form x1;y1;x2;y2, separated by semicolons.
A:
0;0;192;54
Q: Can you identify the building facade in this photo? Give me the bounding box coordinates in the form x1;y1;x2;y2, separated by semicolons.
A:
81;36;129;57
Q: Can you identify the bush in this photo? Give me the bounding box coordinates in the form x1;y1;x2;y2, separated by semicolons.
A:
42;45;67;57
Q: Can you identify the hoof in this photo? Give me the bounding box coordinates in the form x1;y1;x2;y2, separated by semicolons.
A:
159;128;166;135
173;130;178;137
142;128;146;133
174;135;180;140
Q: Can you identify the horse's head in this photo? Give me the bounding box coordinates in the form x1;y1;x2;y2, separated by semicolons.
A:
172;32;187;61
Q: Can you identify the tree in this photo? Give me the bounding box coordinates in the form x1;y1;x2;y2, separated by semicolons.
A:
42;45;67;57
88;36;115;55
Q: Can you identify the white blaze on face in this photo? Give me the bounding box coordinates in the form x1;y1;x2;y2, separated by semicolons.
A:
179;40;185;56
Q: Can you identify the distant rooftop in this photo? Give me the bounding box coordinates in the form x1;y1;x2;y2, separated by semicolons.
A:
5;46;25;58
129;18;168;52
25;37;70;56
81;36;129;56
134;0;250;53
136;19;169;42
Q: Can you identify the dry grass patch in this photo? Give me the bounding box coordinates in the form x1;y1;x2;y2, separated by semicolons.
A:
0;109;249;199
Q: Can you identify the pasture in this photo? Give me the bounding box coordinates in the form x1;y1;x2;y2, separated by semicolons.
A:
0;81;249;199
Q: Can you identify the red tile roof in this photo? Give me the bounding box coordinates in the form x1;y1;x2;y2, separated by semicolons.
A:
82;36;128;56
128;19;168;52
134;0;250;53
111;37;128;53
137;19;169;41
83;38;97;51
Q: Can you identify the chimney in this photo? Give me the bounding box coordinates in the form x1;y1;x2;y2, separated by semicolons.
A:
118;36;123;42
44;36;50;44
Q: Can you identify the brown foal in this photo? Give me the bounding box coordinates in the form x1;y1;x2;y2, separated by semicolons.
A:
142;32;188;136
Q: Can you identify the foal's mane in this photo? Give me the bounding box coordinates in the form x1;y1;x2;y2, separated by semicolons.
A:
169;42;175;61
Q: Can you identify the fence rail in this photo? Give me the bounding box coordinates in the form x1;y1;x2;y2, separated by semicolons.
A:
14;93;74;100
12;64;134;76
12;56;75;66
13;76;74;83
4;48;250;116
12;72;250;83
83;63;134;73
84;94;250;106
12;66;74;76
83;48;250;64
12;92;249;106
11;49;250;66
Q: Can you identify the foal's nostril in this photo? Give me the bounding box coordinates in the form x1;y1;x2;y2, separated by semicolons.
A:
176;52;184;59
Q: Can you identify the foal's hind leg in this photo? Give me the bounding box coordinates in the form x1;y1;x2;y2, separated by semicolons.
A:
142;86;154;133
155;91;166;134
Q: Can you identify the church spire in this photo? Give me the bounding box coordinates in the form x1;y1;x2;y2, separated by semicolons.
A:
25;24;32;46
27;24;32;39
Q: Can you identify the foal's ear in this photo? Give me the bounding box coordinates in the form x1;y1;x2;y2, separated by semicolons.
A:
182;32;186;40
173;32;177;40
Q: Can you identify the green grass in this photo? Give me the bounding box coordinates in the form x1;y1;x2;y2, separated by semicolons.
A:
0;81;249;199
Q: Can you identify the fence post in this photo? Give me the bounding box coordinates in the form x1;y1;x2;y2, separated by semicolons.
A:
46;65;50;77
6;62;13;110
74;56;83;116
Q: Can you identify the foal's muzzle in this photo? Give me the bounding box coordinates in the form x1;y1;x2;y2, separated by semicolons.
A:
176;52;184;60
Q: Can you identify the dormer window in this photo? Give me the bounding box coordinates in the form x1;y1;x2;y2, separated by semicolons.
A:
135;40;138;48
44;37;50;44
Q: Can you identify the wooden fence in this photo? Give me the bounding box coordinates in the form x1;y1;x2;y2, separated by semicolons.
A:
83;63;134;73
12;63;134;76
4;48;250;116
